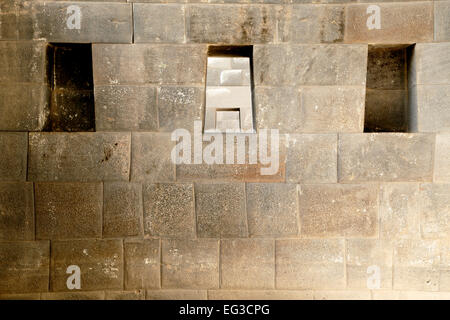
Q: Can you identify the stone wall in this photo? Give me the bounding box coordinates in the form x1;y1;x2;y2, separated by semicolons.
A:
0;0;449;300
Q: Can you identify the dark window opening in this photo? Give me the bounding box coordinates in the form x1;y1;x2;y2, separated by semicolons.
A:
45;43;95;132
364;44;415;133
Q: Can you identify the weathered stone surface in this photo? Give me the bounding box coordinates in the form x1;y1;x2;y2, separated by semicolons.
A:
161;239;219;289
435;1;450;41
435;134;450;182
413;85;450;132
278;5;344;43
346;239;393;290
286;134;337;183
95;86;157;131
393;240;440;291
0;133;28;181
412;43;450;86
338;134;434;182
105;290;145;300
276;239;345;289
440;240;450;291
187;5;277;44
298;184;378;237
146;290;207;300
208;290;313;300
158;86;203;132
364;89;407;132
124;239;160;290
420;184;450;239
366;46;407;90
131;133;175;182
28;133;131;182
42;292;105;300
134;4;185;43
379;183;420;239
0;182;34;241
103;182;143;237
0;2;36;40
345;3;433;43
221;239;275;289
0;293;41;300
143;183;195;238
35;183;102;239
93;44;206;85
51;239;123;291
254;44;367;86
246;183;298;237
314;290;371;300
0;83;49;131
36;2;132;43
0;241;49;293
195;183;247;238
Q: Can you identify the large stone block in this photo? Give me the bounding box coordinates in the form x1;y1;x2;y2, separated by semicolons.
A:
345;3;433;43
221;239;275;289
435;1;450;41
124;239;160;290
278;5;344;43
379;183;420;239
28;132;131;182
393;239;440;291
412;43;450;86
0;241;50;293
285;134;337;183
195;183;247;238
187;5;277;44
420;183;450;239
338;133;434;182
95;86;158;131
0;133;28;181
131;133;175;182
254;44;367;86
346;239;393;290
134;4;185;43
103;182;143;238
435;134;450;182
161;239;219;289
276;239;345;290
298;184;378;237
0;182;34;241
143;183;195;238
35;182;102;239
246;183;298;237
92;44;206;85
51;239;123;291
413;85;450;132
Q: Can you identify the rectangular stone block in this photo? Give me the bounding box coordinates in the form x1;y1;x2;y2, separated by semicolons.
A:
254;44;367;86
0;2;36;40
286;134;337;183
134;4;185;43
412;43;450;86
187;5;277;44
105;290;145;300
95;86;157;131
131;133;175;182
435;134;450;182
28;132;131;182
345;3;433;43
0;241;49;293
366;46;407;90
338;133;434;182
393;239;440;291
435;1;450;41
208;290;313;300
246;183;298;237
278;5;344;43
146;290;207;300
413;85;450;132
35;182;102;239
51;239;123;291
379;183;420;239
0;182;34;241
92;44;206;85
420;183;450;239
143;183;195;238
124;239;160;290
346;239;393;290
42;292;105;300
36;2;132;43
0;133;27;181
221;239;275;289
365;89;407;132
195;183;248;238
276;239;345;290
298;184;378;237
103;182;143;238
162;239;219;289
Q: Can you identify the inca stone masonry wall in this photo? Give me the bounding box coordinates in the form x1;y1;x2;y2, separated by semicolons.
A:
0;0;450;300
